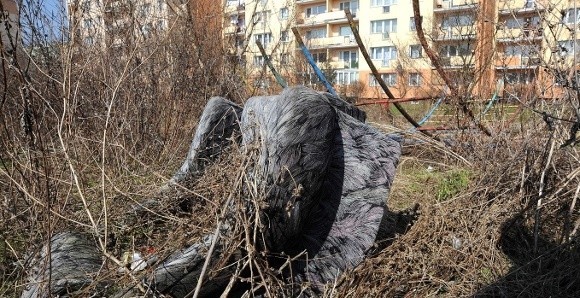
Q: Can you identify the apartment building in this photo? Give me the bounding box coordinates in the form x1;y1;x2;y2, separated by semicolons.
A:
225;0;580;100
68;0;179;49
1;0;18;52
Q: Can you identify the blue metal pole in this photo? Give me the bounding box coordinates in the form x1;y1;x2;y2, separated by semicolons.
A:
291;27;337;97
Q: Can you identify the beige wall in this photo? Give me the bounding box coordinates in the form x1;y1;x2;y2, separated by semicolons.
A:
1;0;18;51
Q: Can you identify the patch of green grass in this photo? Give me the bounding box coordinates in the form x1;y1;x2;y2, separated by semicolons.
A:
436;169;471;202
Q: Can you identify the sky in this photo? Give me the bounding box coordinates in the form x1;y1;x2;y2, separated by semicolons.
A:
19;0;68;44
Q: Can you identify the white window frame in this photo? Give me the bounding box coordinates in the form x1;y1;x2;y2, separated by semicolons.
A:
280;7;289;19
336;70;359;85
341;50;358;68
339;26;352;36
410;17;416;31
306;28;327;40
306;5;326;18
371;19;397;34
280;53;289;65
312;52;327;63
410;45;422;58
281;30;289;42
371;0;397;7
254;33;273;47
369;73;397;86
409;73;421;86
254;55;265;66
371;46;398;62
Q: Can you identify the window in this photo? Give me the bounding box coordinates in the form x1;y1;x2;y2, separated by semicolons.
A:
371;0;397;6
340;1;358;13
371;19;397;33
252;11;269;24
84;36;94;45
342;51;358;68
339;26;352;36
157;20;165;30
305;28;326;39
139;4;151;18
458;43;472;55
505;16;540;29
410;17;416;31
440;45;457;57
409;73;421;86
337;71;359;85
558;40;580;56
306;5;325;17
410;45;422;58
281;30;289;42
442;14;474;28
141;23;152;37
312;52;327;62
371;46;397;61
254;55;265;66
254;33;272;47
369;73;397;86
280;7;289;19
280;53;289;65
565;8;580;24
439;43;472;57
81;0;91;11
505;44;539;57
504;72;535;84
83;18;93;28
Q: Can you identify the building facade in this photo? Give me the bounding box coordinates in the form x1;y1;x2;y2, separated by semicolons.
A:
1;0;18;52
67;0;182;49
224;0;580;100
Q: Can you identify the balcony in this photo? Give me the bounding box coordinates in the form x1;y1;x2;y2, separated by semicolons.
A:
498;0;546;14
330;60;359;69
434;0;478;12
305;35;358;49
296;10;357;27
225;3;245;15
439;55;475;68
495;55;541;69
432;27;476;41
496;27;542;43
224;25;245;35
296;0;326;5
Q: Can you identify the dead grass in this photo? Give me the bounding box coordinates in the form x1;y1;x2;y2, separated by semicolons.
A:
333;120;580;297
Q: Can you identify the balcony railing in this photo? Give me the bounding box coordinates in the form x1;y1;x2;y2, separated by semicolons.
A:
439;55;474;68
224;25;245;35
495;55;541;68
298;9;356;26
496;27;542;42
434;0;478;11
433;27;476;41
498;0;545;13
305;35;358;49
296;0;326;4
330;60;359;69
